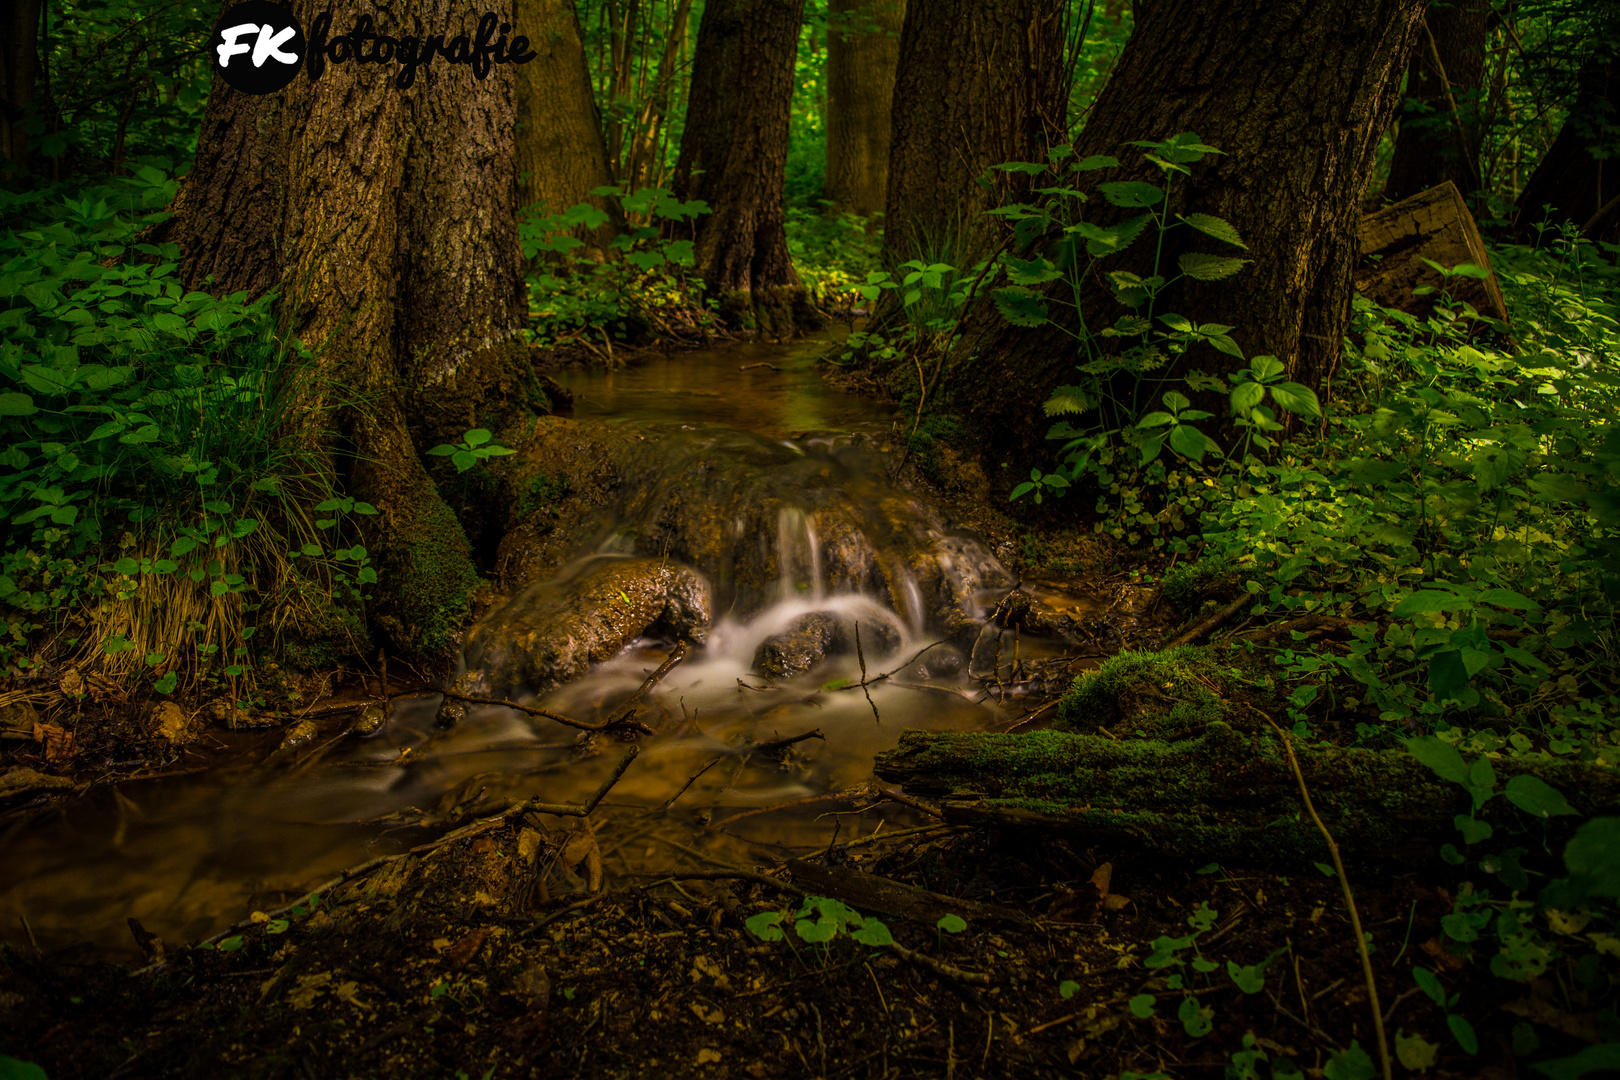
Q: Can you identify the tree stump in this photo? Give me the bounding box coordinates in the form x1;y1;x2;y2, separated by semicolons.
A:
1356;180;1509;327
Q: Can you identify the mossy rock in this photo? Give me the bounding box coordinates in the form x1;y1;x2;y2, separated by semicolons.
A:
1159;554;1231;611
1057;645;1237;738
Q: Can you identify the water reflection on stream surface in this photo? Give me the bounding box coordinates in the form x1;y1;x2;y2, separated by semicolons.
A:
0;336;1078;957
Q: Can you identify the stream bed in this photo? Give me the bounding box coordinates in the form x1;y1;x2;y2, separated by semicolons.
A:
0;337;1099;958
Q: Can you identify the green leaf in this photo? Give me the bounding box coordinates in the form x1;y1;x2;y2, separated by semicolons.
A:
1563;818;1620;898
1168;423;1219;463
1178;213;1246;249
0;1057;49;1080
1394;590;1467;616
937;914;967;934
796;918;838;944
1531;1044;1620;1080
1075;155;1119;171
745;912;785;942
1455;815;1493;844
1504;775;1578;819
0;393;36;416
1128;994;1156;1018
1059;980;1081;999
1268;382;1321;418
1099;180;1164;207
850;918;894;947
1178;253;1248;281
1324;1041;1376;1080
1075;215;1151;257
1230;381;1264;413
992;286;1049;327
217;935;245;952
1177;995;1212;1037
1249;355;1284;381
426;444;457;457
1405;736;1470;784
1412;967;1445;1006
1448;1013;1478;1054
1476;588;1539;611
463;428;493;447
265;919;291;934
1005;256;1062;286
1227;960;1265;993
1395;1029;1440;1071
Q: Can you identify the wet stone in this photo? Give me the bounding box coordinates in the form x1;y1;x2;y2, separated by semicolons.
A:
752;612;903;679
438;557;712;723
277;720;319;753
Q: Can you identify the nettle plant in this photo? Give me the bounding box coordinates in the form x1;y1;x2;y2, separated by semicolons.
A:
518;186;710;345
976;134;1320;517
0;172;375;691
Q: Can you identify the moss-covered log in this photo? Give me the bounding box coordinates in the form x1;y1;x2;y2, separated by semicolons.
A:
872;723;1620;862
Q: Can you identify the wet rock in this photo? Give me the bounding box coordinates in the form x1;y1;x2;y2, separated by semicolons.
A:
277;720;319;753
752;612;903;678
152;702;195;745
0;767;75;800
351;704;387;738
754;614;839;678
440;558;711;720
923;647;964;679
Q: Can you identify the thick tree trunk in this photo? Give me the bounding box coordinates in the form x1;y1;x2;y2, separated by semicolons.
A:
1384;0;1491;203
874;725;1620;862
671;0;816;333
823;0;903;220
0;0;40;176
165;0;540;664
1515;60;1620;244
882;0;1068;269
514;0;619;250
934;0;1423;461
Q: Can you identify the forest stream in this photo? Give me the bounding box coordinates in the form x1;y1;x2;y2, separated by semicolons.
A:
0;336;1103;958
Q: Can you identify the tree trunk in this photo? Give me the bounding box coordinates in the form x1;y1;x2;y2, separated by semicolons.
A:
1515;60;1620;244
1384;0;1491;203
671;0;816;333
882;0;1068;269
823;0;903;219
0;0;40;177
933;0;1423;462
164;0;542;665
515;0;620;250
873;725;1620;862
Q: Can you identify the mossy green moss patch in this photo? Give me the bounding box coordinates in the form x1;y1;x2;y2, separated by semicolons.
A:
1057;645;1238;738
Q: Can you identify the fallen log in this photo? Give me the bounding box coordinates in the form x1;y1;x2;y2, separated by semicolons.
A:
872;722;1620;862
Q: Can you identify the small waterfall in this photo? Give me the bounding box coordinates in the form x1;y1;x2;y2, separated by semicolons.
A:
774;506;824;603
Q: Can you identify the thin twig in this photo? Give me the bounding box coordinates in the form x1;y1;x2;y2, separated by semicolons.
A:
662;755;723;810
831;639;950;692
1259;711;1392;1080
436;690;653;735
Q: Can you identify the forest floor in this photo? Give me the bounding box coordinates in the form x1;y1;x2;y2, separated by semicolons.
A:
1;807;1515;1080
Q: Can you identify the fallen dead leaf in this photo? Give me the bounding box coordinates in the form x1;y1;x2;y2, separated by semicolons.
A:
446;928;491;968
690;1002;725;1024
1500;996;1602;1043
33;722;75;763
1420;937;1467;971
695;1048;721;1066
58;669;83;698
332;980;371;1011
288;972;332;1008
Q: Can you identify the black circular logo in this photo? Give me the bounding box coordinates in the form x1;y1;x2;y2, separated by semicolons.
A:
210;1;305;94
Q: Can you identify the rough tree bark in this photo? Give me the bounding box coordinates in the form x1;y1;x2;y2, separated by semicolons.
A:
514;0;619;250
1516;59;1620;244
164;0;543;664
1384;0;1491;203
0;0;40;176
932;0;1425;461
671;0;816;332
823;0;903;220
882;0;1068;269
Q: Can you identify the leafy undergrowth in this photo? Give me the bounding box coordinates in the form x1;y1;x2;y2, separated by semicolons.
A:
0;816;1565;1080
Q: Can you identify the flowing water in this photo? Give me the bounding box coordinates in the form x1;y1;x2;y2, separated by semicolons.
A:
0;336;1096;957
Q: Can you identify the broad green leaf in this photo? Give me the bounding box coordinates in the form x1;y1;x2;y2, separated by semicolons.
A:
1393;590;1466;616
1075;214;1151;257
1269;382;1321;418
1004;255;1062;286
1324;1041;1376;1080
1059;980;1081;999
1178;994;1212;1037
1178;213;1246;249
1455;815;1493;844
851;918;894;946
745;912;785;942
0;393;36;416
1230;381;1265;413
1128;993;1156;1017
463;429;493;447
796;918;838;944
1099;180;1164;207
1394;1030;1440;1071
1227;960;1264;993
1412;967;1446;1006
1476;588;1539;611
1504;775;1577;819
1406;735;1469;784
1531;1044;1620;1080
1249;355;1284;381
1169;423;1218;462
1178;253;1248;281
0;1056;49;1080
1563;818;1620;898
993;286;1049;327
1448;1014;1478;1054
1075;155;1119;171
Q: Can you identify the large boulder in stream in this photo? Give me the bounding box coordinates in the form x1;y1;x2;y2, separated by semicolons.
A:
436;558;709;725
